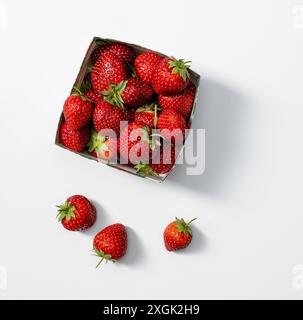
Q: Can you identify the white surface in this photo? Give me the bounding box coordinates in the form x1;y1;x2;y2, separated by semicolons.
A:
0;0;303;300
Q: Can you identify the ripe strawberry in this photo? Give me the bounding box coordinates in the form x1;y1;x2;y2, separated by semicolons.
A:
93;223;127;267
158;82;196;118
60;122;90;152
119;121;153;164
157;109;187;144
134;52;163;84
152;57;191;95
134;103;160;128
135;143;178;176
87;129;117;161
56;195;96;231
91;52;127;93
93;100;129;136
164;217;197;251
102;79;153;109
63;95;93;130
91;43;136;67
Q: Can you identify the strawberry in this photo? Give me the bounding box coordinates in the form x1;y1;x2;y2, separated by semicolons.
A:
91;52;127;93
134;103;160;128
87;129;117;161
102;79;153;109
91;43;135;67
152;57;191;95
157;109;187;144
56;195;96;231
164;217;197;251
158;82;196;118
134;52;163;84
119;121;153;164
93;223;127;267
93;100;129;136
60;122;90;152
135;143;178;176
63;95;93;130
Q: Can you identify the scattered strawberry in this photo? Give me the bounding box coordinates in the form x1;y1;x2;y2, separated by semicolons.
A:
134;103;160;128
158;82;196;118
119;121;153;164
134;52;163;84
164;217;197;251
135;143;178;176
157;109;187;144
87;129;117;161
152;57;191;95
56;195;96;231
91;52;127;93
93;100;129;136
60;122;90;152
93;223;127;267
63;95;93;130
102;79;153;109
91;43;136;67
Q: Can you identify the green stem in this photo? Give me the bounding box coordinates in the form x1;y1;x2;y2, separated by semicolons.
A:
96;257;104;269
187;218;197;225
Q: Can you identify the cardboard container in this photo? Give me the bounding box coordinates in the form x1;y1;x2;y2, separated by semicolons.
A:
55;37;200;182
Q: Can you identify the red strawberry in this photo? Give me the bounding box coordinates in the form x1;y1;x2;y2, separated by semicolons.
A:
93;100;129;136
56;195;96;231
63;95;93;130
119;121;153;164
87;129;117;161
93;223;127;267
102;79;153;109
60;122;90;152
134;103;160;128
152;57;191;95
164;217;197;251
91;43;135;67
135;143;179;176
91;52;127;93
158;82;196;118
134;52;163;84
157;109;187;144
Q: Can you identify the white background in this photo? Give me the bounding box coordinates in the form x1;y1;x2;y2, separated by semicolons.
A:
0;0;303;299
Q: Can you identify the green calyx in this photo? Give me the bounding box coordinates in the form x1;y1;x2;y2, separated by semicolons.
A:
102;80;128;108
134;162;158;177
168;57;191;81
87;129;109;153
56;202;76;222
93;248;116;268
175;217;197;235
71;86;94;103
136;103;159;113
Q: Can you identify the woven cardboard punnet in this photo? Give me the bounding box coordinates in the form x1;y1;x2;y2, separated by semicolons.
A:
55;37;200;182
